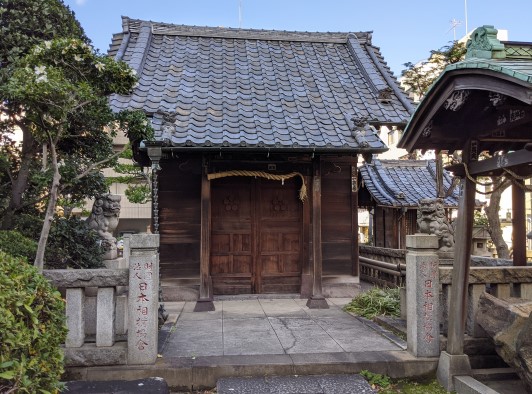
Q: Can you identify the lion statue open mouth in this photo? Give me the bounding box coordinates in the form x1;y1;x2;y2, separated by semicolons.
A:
87;194;121;259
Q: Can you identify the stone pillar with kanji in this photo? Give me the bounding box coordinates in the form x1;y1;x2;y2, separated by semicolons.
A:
127;234;159;364
406;233;440;357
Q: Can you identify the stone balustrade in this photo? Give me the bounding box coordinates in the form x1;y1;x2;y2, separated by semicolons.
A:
439;266;532;337
43;233;160;367
405;234;532;358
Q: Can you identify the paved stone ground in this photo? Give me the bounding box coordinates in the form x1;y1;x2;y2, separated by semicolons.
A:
217;374;376;394
159;297;405;358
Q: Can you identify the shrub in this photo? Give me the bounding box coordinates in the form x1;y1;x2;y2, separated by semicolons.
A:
343;287;401;319
0;230;37;261
45;217;104;269
0;251;67;393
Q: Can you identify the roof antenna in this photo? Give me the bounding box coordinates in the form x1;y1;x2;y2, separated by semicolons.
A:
238;0;242;28
447;18;462;40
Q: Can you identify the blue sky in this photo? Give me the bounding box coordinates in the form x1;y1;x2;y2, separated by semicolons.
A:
62;0;531;76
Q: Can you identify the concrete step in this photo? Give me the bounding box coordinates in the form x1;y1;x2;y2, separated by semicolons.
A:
64;351;438;391
472;367;519;381
455;374;529;394
217;374;376;394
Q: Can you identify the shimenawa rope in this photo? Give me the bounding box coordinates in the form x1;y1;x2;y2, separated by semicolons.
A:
207;170;308;201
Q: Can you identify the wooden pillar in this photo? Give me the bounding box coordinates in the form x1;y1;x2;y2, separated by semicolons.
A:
352;160;359;277
300;174;312;298
307;156;328;309
437;142;476;390
194;156;214;312
512;180;526;266
447;142;477;355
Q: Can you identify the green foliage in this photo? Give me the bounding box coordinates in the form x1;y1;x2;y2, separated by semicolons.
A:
2;32;153;264
474;209;489;227
0;251;67;393
360;370;392;389
0;0;87;82
401;41;466;101
378;378;452;394
45;217;104;269
0;230;37;261
343;287;400;319
107;145;152;204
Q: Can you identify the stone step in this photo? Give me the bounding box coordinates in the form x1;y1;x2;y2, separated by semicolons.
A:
216;374;376;394
455;375;529;394
64;351;438;390
472;367;520;381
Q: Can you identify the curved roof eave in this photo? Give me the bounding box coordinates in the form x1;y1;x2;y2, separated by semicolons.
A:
399;25;532;153
399;65;532;152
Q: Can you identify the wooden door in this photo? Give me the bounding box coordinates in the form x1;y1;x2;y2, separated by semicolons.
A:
210;177;302;294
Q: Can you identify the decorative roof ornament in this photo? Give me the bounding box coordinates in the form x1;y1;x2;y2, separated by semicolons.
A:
422;120;433;138
378;88;392;104
443;90;471;111
349;115;370;147
488;91;507;107
465;25;505;60
350;114;369;131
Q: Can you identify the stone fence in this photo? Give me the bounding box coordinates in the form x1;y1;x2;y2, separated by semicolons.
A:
43;234;159;367
439;266;532;338
404;233;532;358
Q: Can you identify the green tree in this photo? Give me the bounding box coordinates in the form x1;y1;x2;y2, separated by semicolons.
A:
5;37;153;271
0;0;88;230
401;41;466;102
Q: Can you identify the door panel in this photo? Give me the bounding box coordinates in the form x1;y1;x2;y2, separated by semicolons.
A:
211;178;253;294
257;178;302;293
210;177;302;294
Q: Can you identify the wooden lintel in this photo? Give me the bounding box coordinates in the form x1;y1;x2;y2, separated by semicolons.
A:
446;148;532;177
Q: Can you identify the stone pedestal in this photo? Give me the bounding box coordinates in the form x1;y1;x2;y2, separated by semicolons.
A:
406;234;440;357
437;351;472;392
127;234;159;365
306;296;329;309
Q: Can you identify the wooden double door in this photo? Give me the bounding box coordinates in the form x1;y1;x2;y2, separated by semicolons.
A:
210;176;303;294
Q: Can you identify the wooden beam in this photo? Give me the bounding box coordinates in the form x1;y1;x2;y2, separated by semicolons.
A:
307;156;328;309
194;156;214;312
447;142;477;355
446;149;532;177
352;162;359;277
513;181;527;266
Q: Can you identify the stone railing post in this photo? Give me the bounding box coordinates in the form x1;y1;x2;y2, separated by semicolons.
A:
406;234;440;357
127;234;160;365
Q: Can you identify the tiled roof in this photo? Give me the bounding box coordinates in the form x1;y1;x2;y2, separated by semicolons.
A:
359;159;460;207
109;17;414;152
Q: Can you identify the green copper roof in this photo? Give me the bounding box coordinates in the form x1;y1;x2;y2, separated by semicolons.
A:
443;25;532;84
399;25;532;153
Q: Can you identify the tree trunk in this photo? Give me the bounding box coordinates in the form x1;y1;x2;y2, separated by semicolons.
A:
34;140;60;272
485;177;511;259
1;125;39;229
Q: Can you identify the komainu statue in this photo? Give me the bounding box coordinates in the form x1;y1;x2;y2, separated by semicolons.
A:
87;194;121;259
417;198;454;253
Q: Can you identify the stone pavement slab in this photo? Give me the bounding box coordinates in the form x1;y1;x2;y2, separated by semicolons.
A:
223;317;285;355
160;297;406;358
268;316;345;354
217;374;376;394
